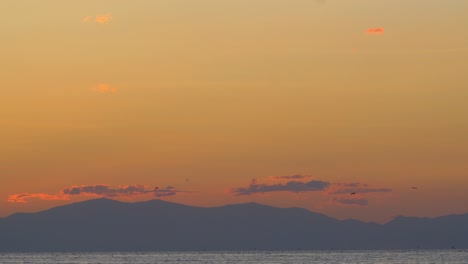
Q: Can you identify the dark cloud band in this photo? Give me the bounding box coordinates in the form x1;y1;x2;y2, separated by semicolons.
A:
233;180;330;196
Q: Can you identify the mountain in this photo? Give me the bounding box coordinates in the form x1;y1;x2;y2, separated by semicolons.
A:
0;198;467;251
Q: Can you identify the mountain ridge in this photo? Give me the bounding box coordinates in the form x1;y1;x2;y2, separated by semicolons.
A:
1;198;467;251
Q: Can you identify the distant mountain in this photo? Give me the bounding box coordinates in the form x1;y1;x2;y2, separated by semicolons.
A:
0;198;467;251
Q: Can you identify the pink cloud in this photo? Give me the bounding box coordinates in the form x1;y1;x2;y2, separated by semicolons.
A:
95;83;117;94
366;28;385;35
95;14;112;24
8;184;183;203
8;193;69;203
82;14;112;24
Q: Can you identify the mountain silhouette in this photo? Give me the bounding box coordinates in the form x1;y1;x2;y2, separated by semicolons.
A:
1;198;467;251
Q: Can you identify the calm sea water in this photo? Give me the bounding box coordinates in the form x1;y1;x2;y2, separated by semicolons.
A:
1;250;467;263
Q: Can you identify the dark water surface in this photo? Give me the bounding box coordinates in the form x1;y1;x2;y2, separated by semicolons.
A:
1;250;467;263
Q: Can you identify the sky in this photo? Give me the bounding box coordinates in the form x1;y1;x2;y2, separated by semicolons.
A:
1;0;468;223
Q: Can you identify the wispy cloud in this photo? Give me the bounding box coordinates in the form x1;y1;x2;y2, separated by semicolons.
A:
231;175;392;208
154;186;177;197
327;182;392;207
63;184;149;197
232;179;330;196
7;193;69;203
8;184;183;203
270;175;312;180
95;14;112;24
82;14;112;24
82;16;91;23
95;83;117;94
366;28;385;35
333;187;392;195
64;184;180;198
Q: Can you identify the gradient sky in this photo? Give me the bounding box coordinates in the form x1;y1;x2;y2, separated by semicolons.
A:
1;0;468;223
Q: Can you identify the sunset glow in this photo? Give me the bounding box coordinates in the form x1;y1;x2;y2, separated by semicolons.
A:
1;0;468;223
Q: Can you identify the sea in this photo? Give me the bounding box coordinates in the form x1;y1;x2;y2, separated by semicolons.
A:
1;250;467;264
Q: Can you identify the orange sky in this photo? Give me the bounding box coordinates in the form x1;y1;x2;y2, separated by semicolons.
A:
1;0;468;223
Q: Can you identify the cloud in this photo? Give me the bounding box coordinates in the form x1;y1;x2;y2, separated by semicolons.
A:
343;182;363;187
324;182;392;207
82;14;112;24
7;193;69;203
64;184;179;198
63;184;149;197
232;174;392;197
8;184;184;203
233;179;330;196
366;28;385;34
333;197;368;206
329;182;391;195
95;83;117;94
271;175;312;180
95;14;112;24
82;16;91;23
154;186;177;198
333;188;392;195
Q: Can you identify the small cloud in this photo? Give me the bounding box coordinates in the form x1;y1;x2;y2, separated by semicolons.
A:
333;197;368;206
343;182;364;187
82;13;112;24
8;193;69;203
328;182;391;207
333;187;392;195
366;28;385;35
328;182;391;195
95;14;112;24
95;83;117;94
63;184;149;197
154;186;178;198
232;179;330;196
82;16;91;23
8;184;186;203
271;175;312;180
